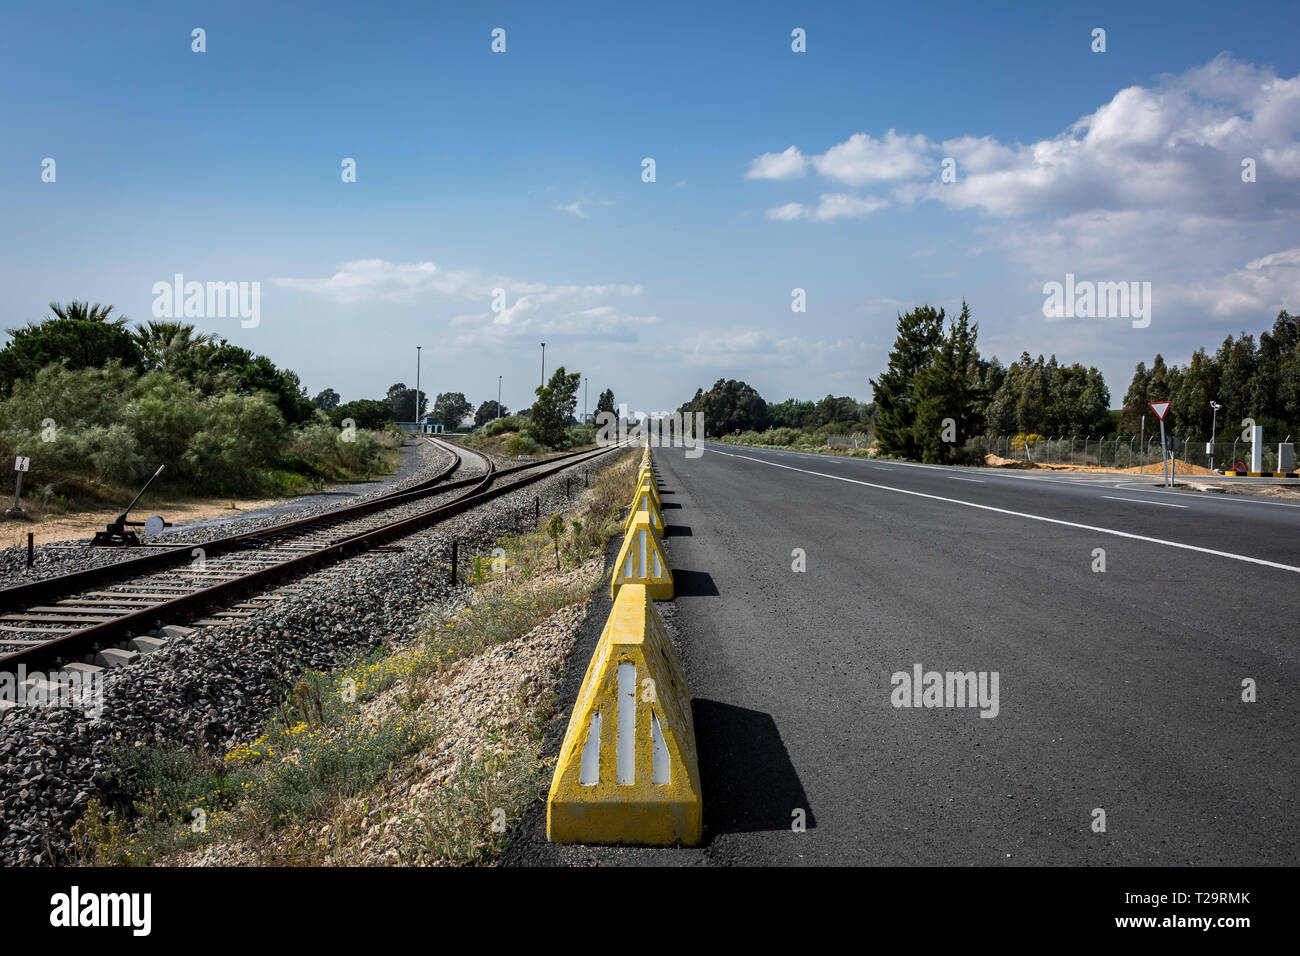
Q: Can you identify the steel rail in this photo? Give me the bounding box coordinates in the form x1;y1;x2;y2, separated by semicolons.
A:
0;440;630;671
0;435;594;607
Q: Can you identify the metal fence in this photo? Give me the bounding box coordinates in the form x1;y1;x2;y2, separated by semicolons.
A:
971;435;1286;473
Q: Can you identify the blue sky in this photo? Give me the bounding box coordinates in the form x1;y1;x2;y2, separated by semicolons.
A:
2;0;1298;418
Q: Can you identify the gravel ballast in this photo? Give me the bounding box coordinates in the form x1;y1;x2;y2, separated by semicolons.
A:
0;445;625;866
0;437;455;589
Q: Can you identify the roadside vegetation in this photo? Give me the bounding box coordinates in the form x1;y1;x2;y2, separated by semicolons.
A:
460;368;605;456
0;301;629;509
677;305;1300;467
0;303;404;512
70;450;641;867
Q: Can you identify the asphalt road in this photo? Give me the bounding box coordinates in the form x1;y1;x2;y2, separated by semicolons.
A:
507;443;1298;866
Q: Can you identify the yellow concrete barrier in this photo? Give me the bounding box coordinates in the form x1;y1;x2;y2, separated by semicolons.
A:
623;485;665;538
547;584;702;845
611;514;673;599
635;474;661;508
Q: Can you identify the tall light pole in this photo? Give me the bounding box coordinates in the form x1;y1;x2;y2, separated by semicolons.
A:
497;375;502;421
1209;401;1222;472
540;342;546;389
583;378;588;425
415;345;422;432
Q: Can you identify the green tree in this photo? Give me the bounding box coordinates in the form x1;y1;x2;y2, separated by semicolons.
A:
768;398;816;429
474;399;507;425
133;321;217;371
677;379;769;435
595;388;616;415
433;391;473;429
0;302;143;393
165;340;313;425
870;305;945;457
312;388;341;411
386;382;425;422
530;366;583;448
1120;361;1150;436
911;301;982;463
48;301;126;324
329;399;391;430
813;395;862;427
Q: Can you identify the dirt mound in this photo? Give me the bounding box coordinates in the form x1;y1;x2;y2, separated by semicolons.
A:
983;454;1219;476
1116;461;1219;476
984;454;1035;469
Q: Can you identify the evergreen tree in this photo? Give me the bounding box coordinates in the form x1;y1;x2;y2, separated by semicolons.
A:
911;301;981;463
871;305;945;457
530;366;583;448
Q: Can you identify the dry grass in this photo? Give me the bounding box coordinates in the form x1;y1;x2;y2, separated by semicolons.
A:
86;449;643;867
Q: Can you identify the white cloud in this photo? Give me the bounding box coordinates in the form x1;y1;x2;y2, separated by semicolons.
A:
450;304;660;348
923;56;1300;219
766;193;888;222
677;328;873;370
751;56;1300;333
1187;246;1300;318
766;201;808;221
555;199;589;218
811;130;934;185
277;259;651;348
276;259;642;306
748;55;1299;225
745;145;808;180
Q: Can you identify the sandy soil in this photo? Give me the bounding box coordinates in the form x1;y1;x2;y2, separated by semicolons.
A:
0;497;286;549
983;454;1218;476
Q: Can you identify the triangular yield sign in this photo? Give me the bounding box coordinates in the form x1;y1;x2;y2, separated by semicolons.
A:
1148;401;1171;421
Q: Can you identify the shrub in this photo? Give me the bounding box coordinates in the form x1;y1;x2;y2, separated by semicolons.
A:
764;427;801;446
503;433;539;456
482;415;525;438
566;424;597;447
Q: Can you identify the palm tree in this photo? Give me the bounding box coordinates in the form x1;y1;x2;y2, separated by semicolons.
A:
133;321;218;370
46;300;129;326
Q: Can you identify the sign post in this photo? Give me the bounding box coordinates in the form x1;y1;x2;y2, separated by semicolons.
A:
1149;401;1172;487
7;455;29;516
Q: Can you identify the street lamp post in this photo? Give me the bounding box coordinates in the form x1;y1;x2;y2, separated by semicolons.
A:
583;378;588;425
540;342;546;388
1209;401;1222;471
497;375;502;421
415;345;422;433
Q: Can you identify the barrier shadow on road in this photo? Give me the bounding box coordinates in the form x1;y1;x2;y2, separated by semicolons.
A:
659;501;683;509
664;524;692;537
673;568;717;595
693;699;816;834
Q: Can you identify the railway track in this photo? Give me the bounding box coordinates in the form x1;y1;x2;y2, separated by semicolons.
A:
0;436;629;678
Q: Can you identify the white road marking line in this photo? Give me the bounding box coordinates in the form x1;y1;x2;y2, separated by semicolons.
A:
701;442;1300;512
709;448;1300;575
1110;481;1300;510
948;476;984;483
1101;496;1188;509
